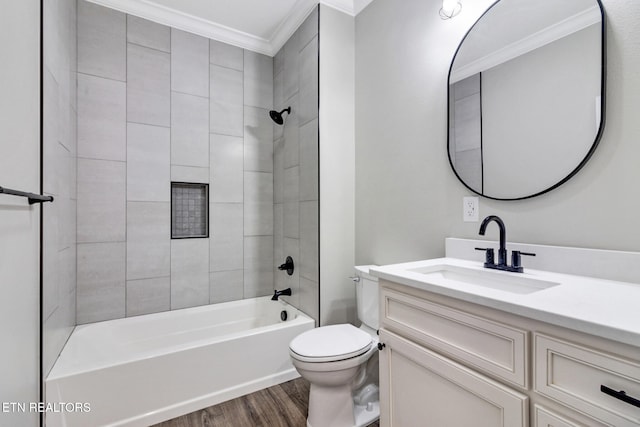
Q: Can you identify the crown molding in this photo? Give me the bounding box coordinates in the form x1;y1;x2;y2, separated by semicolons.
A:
270;0;318;55
450;5;601;83
320;0;374;15
87;0;273;55
87;0;371;56
320;0;356;15
353;0;374;15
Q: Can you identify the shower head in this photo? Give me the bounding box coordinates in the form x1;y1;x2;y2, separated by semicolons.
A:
269;107;291;125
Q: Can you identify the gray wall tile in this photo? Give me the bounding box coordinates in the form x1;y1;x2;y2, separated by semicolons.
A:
299;200;319;282
210;270;244;303
171;165;210;183
58;195;77;250
171;238;210;309
42;291;75;376
283;32;299;100
299;277;319;324
127;15;170;53
210;65;243;104
210;39;243;70
244;51;273;109
43;204;59;319
43;70;59;195
45;140;72;199
127;277;170;316
244;236;274;298
274;46;284;77
74;8;285;320
58;245;77;297
273;203;284;289
210;102;244;138
244;202;273;236
78;0;126;81
281;237;300;307
299;118;319;201
171;29;209;97
126;201;170;280
77;242;126;324
127;43;170;126
210;203;243;272
283;96;299;168
273;138;284;203
210;65;244;136
299;36;319;126
273;72;285;141
284;201;299;239
77;73;126;161
127;123;170;202
171;92;209;168
298;6;319;52
77;159;125;243
283;166;299;203
244;171;273;203
43;0;77;376
244;106;273;172
210;134;243;202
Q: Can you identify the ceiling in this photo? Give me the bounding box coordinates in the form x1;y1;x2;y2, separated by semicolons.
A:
88;0;374;56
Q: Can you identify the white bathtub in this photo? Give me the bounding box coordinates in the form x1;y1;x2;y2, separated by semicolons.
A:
45;297;314;427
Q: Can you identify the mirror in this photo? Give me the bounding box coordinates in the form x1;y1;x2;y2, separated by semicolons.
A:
448;0;605;200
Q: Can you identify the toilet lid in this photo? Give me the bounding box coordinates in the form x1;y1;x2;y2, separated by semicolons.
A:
289;324;373;362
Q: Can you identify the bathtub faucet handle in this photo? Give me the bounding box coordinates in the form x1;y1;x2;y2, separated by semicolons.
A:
278;256;294;276
271;288;292;301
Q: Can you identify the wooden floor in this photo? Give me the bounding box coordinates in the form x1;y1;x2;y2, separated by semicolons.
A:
154;378;380;427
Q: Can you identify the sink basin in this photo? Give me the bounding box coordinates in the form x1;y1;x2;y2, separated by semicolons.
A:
409;263;560;295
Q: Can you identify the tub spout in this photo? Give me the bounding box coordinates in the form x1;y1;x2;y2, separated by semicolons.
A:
271;288;292;301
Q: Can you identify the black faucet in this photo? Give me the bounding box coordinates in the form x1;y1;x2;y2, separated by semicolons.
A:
271;288;292;301
476;215;535;273
478;215;508;266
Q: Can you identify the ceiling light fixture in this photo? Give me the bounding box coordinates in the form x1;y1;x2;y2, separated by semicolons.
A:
440;0;462;19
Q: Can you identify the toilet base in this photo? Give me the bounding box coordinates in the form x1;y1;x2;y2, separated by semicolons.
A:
354;401;380;427
307;402;379;427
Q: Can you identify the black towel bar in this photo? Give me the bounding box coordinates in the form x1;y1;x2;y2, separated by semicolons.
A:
0;186;54;205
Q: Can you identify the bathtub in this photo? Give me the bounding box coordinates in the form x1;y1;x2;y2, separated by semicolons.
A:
45;297;314;427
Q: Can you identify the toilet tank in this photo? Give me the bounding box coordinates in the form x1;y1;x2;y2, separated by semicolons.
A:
354;265;379;330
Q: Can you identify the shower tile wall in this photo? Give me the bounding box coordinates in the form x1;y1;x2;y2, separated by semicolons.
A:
43;0;77;376
273;7;320;324
76;1;273;324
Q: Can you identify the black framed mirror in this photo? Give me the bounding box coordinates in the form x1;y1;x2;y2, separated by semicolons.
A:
448;0;605;200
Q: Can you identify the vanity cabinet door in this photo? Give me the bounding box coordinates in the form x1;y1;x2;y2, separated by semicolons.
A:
379;329;528;427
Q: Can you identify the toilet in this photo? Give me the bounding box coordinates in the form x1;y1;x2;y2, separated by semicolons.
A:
289;266;380;427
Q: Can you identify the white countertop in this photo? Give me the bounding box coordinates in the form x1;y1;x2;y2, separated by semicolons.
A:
371;257;640;348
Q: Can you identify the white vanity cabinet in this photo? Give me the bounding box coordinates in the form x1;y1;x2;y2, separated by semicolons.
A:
378;279;640;427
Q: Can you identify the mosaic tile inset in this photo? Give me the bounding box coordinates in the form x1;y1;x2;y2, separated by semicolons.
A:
171;182;209;238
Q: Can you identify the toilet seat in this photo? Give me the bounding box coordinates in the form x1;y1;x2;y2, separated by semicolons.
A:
289;324;373;363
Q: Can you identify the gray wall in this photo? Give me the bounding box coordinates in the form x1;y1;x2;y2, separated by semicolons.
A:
76;1;274;324
273;7;320;324
0;1;41;425
356;0;640;265
43;0;77;377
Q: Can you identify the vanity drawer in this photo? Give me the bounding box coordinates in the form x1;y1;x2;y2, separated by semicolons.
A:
534;333;640;427
381;288;528;388
533;405;585;427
